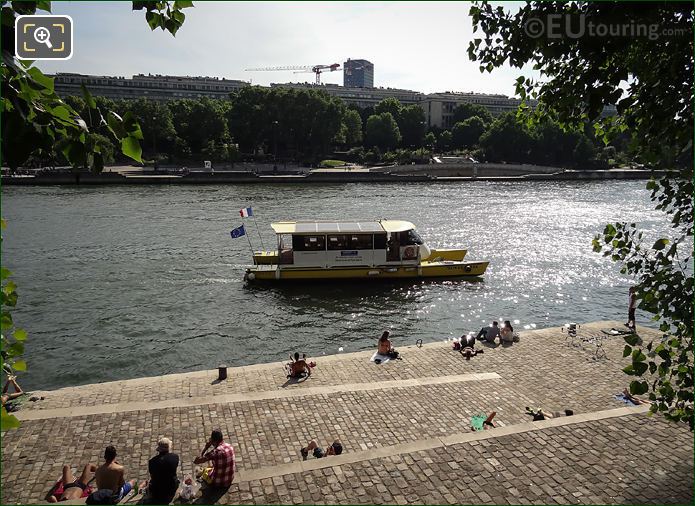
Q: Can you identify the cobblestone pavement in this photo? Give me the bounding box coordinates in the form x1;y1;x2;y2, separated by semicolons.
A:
224;415;692;505
1;321;692;504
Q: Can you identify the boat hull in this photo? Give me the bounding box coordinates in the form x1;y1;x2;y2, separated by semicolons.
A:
245;260;488;282
253;248;468;266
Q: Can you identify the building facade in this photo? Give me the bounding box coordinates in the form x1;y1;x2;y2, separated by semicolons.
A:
53;73;249;100
51;72;615;129
270;82;423;109
343;59;374;88
420;92;533;129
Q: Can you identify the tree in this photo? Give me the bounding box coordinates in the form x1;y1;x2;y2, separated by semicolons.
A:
529;118;586;167
374;97;402;122
424;131;436;149
365;113;401;151
479;112;534;163
436;130;452;152
399;105;426;148
227;87;271;154
469;1;693;429
571;135;596;169
342;109;363;146
2;1;192;172
452;102;493;126
128;98;177;157
451;116;487;149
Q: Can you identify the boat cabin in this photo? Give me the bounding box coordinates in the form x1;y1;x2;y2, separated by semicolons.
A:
269;220;431;268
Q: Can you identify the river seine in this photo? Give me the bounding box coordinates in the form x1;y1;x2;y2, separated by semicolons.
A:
3;181;666;390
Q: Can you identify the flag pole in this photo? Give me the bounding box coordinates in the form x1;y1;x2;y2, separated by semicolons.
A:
244;224;255;256
252;215;266;252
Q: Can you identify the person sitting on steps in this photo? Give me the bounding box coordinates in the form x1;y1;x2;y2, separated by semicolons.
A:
377;331;400;359
287;352;311;379
94;446;136;503
476;321;500;344
300;439;343;460
500;320;515;344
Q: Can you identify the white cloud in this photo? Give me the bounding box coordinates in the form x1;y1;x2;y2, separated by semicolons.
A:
40;1;536;96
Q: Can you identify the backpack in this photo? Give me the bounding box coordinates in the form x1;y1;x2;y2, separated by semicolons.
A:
86;489;118;505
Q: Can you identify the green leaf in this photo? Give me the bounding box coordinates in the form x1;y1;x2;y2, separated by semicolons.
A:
145;11;162;30
8;342;24;357
622;345;632;358
122;112;144;140
630;380;649;396
13;329;27;341
633;361;649;375
0;268;11;281
13;360;27;371
173;0;194;8
632;349;647;363
1;408;20;430
107;111;126;139
36;0;52;11
0;313;13;331
26;67;54;93
81;84;97;109
652;238;669;251
624;334;640;346
121;136;143;163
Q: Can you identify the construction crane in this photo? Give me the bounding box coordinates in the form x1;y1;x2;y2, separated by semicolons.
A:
245;63;341;85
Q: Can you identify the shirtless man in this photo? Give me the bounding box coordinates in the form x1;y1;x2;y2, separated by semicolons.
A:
95;446;135;501
287;352;311;378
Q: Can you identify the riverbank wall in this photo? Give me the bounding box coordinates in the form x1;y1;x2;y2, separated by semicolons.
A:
1;167;663;186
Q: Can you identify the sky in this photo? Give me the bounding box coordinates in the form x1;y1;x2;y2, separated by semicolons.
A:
39;1;534;96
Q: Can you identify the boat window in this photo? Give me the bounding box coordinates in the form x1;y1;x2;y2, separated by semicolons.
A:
374;234;387;249
403;229;424;245
349;234;373;250
292;235;325;251
327;234;349;250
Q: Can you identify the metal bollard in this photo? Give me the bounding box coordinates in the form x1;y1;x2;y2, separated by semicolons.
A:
217;365;228;381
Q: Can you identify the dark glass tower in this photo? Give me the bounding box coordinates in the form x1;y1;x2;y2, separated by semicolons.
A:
343;59;374;88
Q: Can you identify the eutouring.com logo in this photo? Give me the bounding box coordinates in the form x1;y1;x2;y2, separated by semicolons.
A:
523;14;688;41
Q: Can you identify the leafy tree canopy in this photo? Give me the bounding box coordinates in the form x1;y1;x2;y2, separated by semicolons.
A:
452;102;493;126
365;112;401;151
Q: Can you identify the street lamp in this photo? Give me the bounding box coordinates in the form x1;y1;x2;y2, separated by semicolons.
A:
272;120;279;172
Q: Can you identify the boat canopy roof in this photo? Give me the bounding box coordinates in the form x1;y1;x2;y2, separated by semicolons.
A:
270;220;416;235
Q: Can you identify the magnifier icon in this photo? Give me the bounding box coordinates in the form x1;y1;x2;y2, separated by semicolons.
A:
33;26;53;48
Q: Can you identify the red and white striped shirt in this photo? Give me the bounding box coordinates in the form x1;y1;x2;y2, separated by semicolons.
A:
204;442;236;487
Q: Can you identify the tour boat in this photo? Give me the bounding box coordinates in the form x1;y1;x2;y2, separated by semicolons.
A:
243;220;488;282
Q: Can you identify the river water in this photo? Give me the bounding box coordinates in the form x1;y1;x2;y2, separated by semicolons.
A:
2;181;665;390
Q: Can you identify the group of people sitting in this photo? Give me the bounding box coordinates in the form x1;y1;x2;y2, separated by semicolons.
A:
46;430;236;505
475;320;517;344
299;438;343;460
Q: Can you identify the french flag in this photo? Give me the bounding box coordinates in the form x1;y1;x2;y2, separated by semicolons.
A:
239;207;253;218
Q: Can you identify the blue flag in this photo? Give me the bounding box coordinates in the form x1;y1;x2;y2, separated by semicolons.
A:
230;225;246;238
